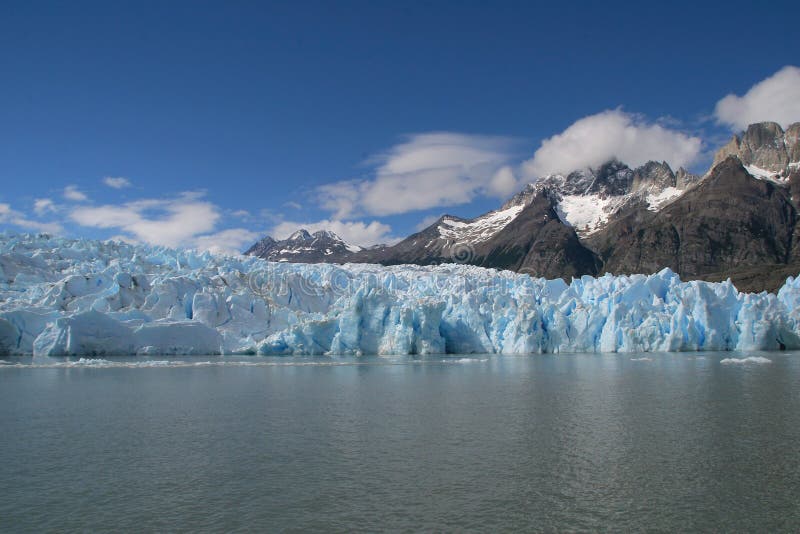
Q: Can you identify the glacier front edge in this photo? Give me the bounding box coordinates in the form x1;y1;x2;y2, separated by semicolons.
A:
1;234;799;356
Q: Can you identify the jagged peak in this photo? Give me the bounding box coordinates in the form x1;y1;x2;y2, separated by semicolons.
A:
312;230;343;241
288;229;313;241
743;121;785;137
709;154;748;176
635;160;673;173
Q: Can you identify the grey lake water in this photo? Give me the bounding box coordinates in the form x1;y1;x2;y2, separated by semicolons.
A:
1;352;799;532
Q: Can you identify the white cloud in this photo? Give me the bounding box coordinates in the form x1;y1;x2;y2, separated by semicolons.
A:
70;193;220;248
33;198;56;215
270;219;395;247
318;133;517;218
284;201;302;210
192;228;260;255
103;176;132;189
522;109;703;177
0;202;63;234
63;185;88;202
715;66;800;131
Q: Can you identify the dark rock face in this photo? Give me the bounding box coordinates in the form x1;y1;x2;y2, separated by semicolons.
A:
244;236;277;258
587;157;798;280
473;193;600;278
355;193;600;279
631;161;675;191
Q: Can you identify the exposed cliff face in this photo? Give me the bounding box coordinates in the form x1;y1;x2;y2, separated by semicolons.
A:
712;121;800;176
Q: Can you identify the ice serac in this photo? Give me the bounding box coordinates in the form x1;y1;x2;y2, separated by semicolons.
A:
2;234;800;356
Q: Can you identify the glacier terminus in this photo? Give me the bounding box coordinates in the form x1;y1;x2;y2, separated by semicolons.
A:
1;234;799;357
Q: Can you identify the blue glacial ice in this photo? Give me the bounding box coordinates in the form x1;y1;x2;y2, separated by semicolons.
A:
1;234;799;356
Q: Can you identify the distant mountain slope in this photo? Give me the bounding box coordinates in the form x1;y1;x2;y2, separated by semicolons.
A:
245;229;362;263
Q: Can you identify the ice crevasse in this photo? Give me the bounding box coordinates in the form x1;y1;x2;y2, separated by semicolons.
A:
1;234;799;357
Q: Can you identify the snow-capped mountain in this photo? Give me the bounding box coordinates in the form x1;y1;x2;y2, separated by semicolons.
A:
507;159;700;237
245;229;362;263
349;158;697;278
245;121;800;292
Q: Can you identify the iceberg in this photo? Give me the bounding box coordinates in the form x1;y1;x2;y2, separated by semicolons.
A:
1;234;799;356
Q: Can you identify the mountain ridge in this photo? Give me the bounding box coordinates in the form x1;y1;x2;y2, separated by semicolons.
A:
246;121;800;292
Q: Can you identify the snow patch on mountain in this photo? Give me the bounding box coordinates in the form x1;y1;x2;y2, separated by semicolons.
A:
437;204;524;243
556;194;617;234
646;186;683;211
745;164;788;184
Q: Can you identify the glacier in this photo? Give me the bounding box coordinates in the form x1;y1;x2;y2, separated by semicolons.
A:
1;234;800;357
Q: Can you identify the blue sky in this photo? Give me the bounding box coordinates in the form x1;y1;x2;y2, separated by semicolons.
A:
1;1;799;253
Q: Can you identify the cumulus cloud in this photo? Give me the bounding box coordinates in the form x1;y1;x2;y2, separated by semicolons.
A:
715;66;800;131
270;219;395;247
0;202;63;234
63;185;88;202
103;176;132;189
70;193;221;248
317;133;517;218
522;109;703;177
33;198;57;215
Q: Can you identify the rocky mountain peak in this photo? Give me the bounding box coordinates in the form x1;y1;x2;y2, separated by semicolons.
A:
631;161;675;191
245;228;362;262
712;121;800;176
311;230;342;241
288;229;313;241
786;122;800;163
243;235;277;257
675;167;700;188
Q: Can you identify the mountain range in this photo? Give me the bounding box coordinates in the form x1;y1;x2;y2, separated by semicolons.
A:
246;121;800;292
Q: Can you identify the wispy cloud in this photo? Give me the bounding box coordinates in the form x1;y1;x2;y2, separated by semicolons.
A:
0;202;63;234
317;132;518;218
715;65;800;131
63;185;88;202
103;176;132;189
33;198;57;215
522;109;703;177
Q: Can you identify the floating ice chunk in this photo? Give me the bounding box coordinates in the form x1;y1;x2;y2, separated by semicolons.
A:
134;321;222;356
720;356;773;365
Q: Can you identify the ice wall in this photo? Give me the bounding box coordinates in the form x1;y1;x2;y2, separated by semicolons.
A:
1;234;799;356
